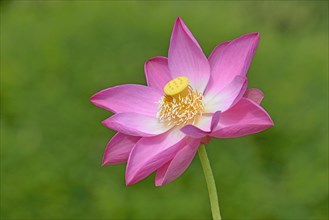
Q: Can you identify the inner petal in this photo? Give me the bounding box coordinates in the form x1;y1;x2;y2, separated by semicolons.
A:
157;76;204;126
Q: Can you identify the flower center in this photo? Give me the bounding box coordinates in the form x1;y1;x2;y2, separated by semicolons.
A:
157;76;204;126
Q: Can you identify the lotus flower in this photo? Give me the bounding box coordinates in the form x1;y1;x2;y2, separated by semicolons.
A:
91;17;273;186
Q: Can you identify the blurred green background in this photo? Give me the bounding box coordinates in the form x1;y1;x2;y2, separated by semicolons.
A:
1;1;328;219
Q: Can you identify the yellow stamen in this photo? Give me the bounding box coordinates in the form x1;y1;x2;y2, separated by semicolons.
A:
158;76;204;126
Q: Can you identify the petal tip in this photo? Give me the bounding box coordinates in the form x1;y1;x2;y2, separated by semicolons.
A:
175;16;183;23
125;163;138;186
235;32;260;45
173;16;187;30
248;32;260;39
101;160;108;167
145;57;156;64
251;32;260;42
90;93;99;105
155;180;164;187
102;155;112;166
101;118;109;126
125;180;133;186
125;174;138;186
145;56;167;65
125;173;134;186
155;176;170;187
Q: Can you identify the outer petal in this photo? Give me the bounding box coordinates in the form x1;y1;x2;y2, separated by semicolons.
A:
90;84;161;117
102;113;172;137
243;88;264;104
155;138;201;186
125;129;186;185
102;133;140;166
206;41;231;93
204;75;248;113
205;33;259;98
144;56;171;92
211;98;273;138
168;17;210;93
180;111;221;138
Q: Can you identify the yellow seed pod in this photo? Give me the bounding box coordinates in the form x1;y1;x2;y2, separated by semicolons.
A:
164;76;189;97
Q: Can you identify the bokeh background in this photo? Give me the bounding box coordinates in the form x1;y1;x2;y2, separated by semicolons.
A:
1;1;328;219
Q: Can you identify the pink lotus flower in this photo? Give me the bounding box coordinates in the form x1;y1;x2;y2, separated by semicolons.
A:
91;17;273;186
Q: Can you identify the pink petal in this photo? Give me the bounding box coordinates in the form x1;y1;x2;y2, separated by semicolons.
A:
211;98;273;138
205;41;231;93
102;113;172;137
102;133;140;166
208;41;231;66
243;88;264;104
155;138;201;186
168;17;210;93
205;33;259;98
144;56;172;93
180;111;221;138
125;129;186;185
204;76;248;113
90;84;162;117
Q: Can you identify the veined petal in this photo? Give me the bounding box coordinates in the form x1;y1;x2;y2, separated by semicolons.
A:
102;133;140;166
211;98;273;138
102;113;172;137
208;41;231;66
90;84;161;117
125;129;186;185
243;88;264;104
204;76;248;113
155;138;200;186
180;111;221;138
205;33;259;98
144;56;171;93
168;17;210;93
206;41;231;93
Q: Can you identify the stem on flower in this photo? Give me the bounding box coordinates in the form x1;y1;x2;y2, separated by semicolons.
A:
198;144;222;220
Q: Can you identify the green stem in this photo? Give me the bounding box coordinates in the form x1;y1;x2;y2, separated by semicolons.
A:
198;144;222;220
